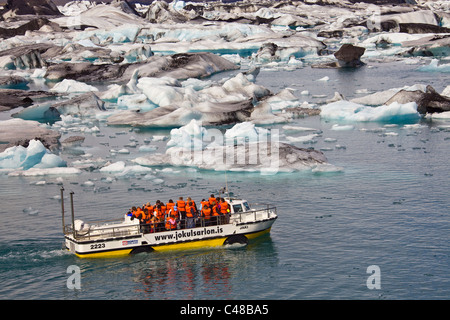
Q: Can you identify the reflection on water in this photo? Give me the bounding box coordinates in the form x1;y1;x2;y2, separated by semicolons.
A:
129;235;277;299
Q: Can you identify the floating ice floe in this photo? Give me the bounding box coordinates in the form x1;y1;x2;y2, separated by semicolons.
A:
426;111;450;121
224;122;270;144
263;88;302;112
0;139;66;171
282;125;317;132
331;124;355;131
417;59;450;73
8;167;81;176
320;101;420;122
106;72;289;127
285;133;318;143
133;119;338;174
350;84;427;106
99;160;154;178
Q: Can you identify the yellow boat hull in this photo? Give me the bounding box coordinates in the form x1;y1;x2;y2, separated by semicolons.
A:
70;228;271;258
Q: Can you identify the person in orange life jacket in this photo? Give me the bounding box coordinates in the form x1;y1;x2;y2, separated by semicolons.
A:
201;202;212;226
185;197;197;228
186;197;198;216
133;206;144;220
160;201;167;217
219;198;230;214
177;197;186;228
165;212;177;230
211;201;220;225
200;199;209;221
166;199;175;215
201;199;209;210
140;208;149;222
141;208;151;233
169;204;179;217
208;194;216;206
144;202;153;215
151;205;163;232
220;198;230;224
149;215;158;233
156;204;166;221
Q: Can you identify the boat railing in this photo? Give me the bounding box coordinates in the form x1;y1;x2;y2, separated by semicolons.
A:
231;204;277;224
64;205;276;240
64;218;141;241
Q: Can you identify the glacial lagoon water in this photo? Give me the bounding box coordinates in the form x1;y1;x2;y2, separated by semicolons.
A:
0;61;449;300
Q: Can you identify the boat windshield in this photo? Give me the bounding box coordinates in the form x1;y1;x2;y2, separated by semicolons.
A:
233;204;243;213
243;202;251;211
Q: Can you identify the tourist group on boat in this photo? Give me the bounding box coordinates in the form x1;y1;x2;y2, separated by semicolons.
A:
128;194;231;233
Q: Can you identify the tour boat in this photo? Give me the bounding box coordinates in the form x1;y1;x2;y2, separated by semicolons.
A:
61;187;277;258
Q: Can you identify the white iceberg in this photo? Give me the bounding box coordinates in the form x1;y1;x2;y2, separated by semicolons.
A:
99;160;154;177
49;79;99;93
320;101;420;122
426;111;450;121
224;122;269;144
166;119;207;151
0;139;66;170
106;72;286;127
133;120;330;174
417;59;450;73
350;84;427;106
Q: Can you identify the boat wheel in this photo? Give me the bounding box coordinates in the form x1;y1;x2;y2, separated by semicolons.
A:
223;234;248;246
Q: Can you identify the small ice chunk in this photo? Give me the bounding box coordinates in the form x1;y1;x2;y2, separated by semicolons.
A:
331;124;355;131
117;148;130;154
153;178;164;184
282;125;317;132
139;145;157;152
100;161;126;173
285;133;318;142
82;181;95;187
317;76;330;82
321;100;419;122
23;207;39;215
49;79;98;93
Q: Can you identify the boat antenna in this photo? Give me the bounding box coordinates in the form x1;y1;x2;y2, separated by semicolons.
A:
70;191;76;239
60;186;65;234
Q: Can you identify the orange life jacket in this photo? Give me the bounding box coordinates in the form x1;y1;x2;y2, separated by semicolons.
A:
160;204;167;216
220;201;229;215
186;200;197;218
169;206;178;218
165;217;177;230
154;207;164;220
166;202;174;212
209;197;216;205
142;210;151;223
202;207;212;219
177;200;186;212
145;204;153;213
134;208;144;220
212;205;220;216
149;217;158;232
